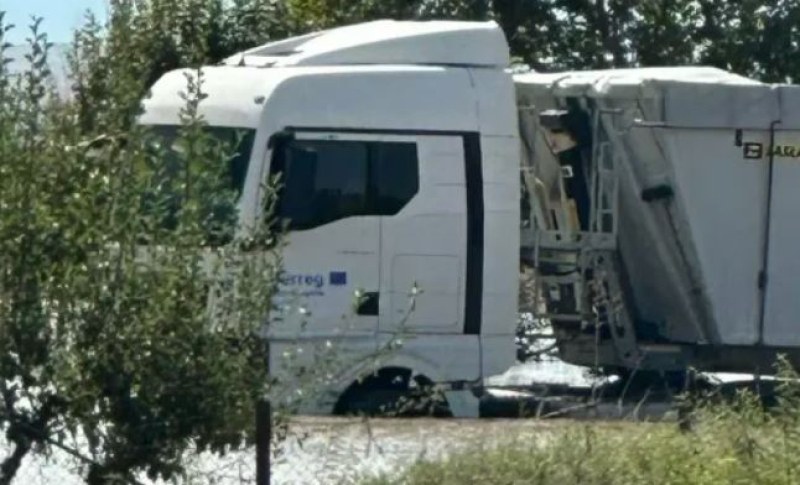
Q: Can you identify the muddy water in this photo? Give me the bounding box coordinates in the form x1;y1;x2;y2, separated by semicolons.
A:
275;417;555;484
5;417;559;485
3;361;612;484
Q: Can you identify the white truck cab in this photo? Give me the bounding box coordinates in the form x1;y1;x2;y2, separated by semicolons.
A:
140;20;521;417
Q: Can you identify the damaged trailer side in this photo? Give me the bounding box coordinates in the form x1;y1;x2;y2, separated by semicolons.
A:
516;67;800;374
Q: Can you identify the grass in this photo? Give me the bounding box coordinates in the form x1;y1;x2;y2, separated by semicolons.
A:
364;364;800;485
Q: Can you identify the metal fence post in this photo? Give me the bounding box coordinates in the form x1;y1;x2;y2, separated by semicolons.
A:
256;339;271;485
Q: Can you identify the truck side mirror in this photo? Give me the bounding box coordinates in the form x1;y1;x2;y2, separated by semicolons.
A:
268;130;294;150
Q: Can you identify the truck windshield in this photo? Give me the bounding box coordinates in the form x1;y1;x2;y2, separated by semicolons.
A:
141;125;256;246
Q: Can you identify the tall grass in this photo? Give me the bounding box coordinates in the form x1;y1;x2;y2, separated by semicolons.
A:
366;360;800;485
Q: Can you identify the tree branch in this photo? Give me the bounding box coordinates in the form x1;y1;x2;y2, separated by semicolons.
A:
0;438;31;485
0;402;144;485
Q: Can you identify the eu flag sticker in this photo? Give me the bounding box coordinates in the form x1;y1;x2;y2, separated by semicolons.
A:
329;272;347;286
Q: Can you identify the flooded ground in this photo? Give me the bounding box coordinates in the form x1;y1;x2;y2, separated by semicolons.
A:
6;416;567;485
2;359;713;484
1;360;595;485
221;417;558;484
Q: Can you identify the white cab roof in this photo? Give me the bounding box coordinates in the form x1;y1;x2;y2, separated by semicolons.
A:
141;64;481;131
224;20;510;68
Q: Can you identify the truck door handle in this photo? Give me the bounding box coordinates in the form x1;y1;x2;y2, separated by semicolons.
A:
356;292;379;316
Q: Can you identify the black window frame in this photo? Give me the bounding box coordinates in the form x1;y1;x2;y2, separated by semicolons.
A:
269;132;420;231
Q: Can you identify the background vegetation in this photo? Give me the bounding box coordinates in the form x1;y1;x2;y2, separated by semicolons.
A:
67;0;800;97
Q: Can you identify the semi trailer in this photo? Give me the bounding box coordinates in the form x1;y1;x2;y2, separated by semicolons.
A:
140;20;800;417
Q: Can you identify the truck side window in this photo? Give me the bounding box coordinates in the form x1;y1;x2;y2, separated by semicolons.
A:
274;138;419;230
280;140;369;230
371;142;419;215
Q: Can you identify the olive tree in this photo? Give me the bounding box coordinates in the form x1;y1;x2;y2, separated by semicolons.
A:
0;14;285;483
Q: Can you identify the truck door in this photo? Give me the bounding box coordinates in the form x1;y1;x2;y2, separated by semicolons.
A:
378;135;468;334
268;130;471;339
763;129;800;346
269;131;382;335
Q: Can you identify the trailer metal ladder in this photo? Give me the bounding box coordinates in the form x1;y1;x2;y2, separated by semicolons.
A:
520;104;642;369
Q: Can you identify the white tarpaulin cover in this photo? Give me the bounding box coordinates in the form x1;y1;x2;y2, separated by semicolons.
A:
516;67;800;129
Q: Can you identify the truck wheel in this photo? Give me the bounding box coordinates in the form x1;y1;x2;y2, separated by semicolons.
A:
334;369;452;417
